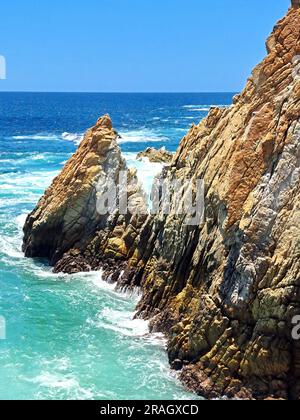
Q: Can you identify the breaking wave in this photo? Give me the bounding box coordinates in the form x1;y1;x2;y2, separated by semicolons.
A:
10;132;84;145
118;129;169;144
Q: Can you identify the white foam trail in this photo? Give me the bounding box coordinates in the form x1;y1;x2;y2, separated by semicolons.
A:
88;271;117;292
182;105;211;111
30;373;78;389
12;134;60;141
0;235;24;259
10;132;83;145
0;170;59;190
24;372;94;399
118;129;169;144
16;213;27;229
183;104;229;109
183;105;203;109
61;132;83;145
31;154;51;161
94;308;150;337
0;153;63;165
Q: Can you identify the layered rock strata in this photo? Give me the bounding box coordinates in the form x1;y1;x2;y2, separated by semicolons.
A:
23;3;300;400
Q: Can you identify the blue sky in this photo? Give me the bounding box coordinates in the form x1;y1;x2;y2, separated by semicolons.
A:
0;0;290;92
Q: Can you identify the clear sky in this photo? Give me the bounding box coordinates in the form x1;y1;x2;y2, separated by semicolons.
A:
0;0;291;92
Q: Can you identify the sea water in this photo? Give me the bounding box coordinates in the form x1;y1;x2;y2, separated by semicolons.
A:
0;92;234;400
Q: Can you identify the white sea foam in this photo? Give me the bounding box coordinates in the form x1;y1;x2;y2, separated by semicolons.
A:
24;372;94;399
0;159;13;163
118;129;169;144
11;129;174;147
10;132;83;145
16;213;27;229
0;235;24;259
84;271;141;302
0;170;59;190
123;152;163;198
30;372;78;389
87;271;117;292
0;197;38;208
182;107;210;112
31;153;51;161
0;213;31;262
183;104;230;112
0;153;62;166
94;307;150;337
182;105;211;111
183;105;203;109
12;134;60;141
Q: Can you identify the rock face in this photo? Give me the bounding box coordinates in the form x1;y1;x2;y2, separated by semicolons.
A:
23;115;148;273
23;4;300;400
136;147;173;164
119;5;300;399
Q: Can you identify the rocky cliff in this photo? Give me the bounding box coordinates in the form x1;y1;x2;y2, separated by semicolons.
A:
23;3;300;400
23;115;148;274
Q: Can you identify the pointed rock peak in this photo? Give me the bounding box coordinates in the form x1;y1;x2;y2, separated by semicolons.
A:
96;114;113;130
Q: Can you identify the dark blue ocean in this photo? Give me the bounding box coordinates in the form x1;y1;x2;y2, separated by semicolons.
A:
0;92;234;400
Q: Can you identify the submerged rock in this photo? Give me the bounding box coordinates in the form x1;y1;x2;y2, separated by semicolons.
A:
136;147;173;164
23;2;300;401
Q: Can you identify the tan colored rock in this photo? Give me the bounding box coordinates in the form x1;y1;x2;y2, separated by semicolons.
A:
136;147;173;164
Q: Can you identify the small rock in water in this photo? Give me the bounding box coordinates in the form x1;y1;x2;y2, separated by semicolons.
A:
136;147;173;164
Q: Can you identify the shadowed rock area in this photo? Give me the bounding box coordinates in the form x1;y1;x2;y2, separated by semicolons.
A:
23;3;300;400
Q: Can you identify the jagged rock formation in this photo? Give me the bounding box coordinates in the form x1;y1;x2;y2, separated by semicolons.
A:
23;115;148;274
119;4;300;399
23;3;300;400
136;147;173;164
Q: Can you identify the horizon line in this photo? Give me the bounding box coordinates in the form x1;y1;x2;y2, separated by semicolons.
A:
0;90;238;95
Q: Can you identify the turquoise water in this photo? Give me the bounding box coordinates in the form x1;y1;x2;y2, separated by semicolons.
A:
0;93;233;400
